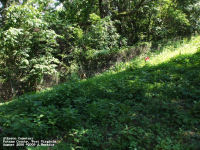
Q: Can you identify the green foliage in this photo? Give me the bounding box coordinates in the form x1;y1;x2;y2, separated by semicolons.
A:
1;0;199;97
59;0;98;24
186;2;200;32
0;3;60;95
47;12;128;79
163;6;190;36
71;14;127;76
0;37;200;150
83;14;122;51
0;0;200;149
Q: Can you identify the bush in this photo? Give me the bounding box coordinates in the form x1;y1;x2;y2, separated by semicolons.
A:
72;13;127;77
0;4;60;96
83;13;124;51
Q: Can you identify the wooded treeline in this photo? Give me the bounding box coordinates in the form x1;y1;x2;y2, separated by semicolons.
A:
0;0;200;100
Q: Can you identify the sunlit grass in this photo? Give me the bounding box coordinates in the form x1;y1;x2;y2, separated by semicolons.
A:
149;36;200;66
106;35;200;73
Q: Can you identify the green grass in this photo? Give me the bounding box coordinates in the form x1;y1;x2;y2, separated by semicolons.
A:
0;36;200;150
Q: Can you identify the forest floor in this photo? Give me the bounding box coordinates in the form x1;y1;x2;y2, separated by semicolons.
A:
0;35;200;150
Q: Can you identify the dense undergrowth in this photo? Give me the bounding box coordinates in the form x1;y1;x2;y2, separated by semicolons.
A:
0;36;200;150
1;0;200;100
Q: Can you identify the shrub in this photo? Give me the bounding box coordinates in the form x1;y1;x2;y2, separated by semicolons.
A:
73;13;127;76
0;4;60;96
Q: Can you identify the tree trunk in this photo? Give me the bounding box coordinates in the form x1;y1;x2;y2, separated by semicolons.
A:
99;0;104;18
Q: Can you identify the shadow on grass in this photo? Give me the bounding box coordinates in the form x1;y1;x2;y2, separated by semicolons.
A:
0;50;200;150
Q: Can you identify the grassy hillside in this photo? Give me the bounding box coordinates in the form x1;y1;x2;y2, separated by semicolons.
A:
0;36;200;150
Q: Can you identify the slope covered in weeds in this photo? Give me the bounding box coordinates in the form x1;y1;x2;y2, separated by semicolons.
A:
0;36;200;150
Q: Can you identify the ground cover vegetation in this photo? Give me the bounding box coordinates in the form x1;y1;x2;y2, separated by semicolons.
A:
0;0;200;149
0;35;200;150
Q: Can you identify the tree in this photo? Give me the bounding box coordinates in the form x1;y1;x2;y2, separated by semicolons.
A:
0;3;60;96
